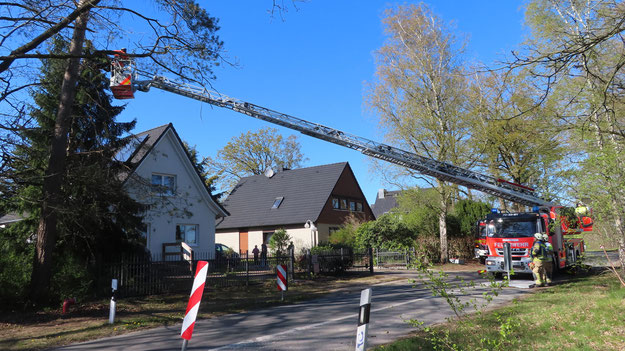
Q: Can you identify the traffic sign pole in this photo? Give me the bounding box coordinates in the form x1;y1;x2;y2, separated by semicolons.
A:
355;288;372;351
503;242;512;281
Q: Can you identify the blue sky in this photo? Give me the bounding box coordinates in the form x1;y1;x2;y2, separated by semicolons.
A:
118;1;528;204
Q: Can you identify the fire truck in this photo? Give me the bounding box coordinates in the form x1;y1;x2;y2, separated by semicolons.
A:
109;54;593;276
480;207;592;275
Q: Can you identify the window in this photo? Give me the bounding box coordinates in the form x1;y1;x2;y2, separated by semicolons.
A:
263;232;274;245
329;227;340;235
356;202;363;212
176;224;198;245
272;197;284;209
340;199;348;210
152;173;175;196
332;198;340;209
349;201;356;211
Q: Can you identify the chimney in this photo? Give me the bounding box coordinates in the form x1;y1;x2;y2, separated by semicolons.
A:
377;189;386;199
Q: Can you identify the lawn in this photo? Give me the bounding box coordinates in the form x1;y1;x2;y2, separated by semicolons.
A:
375;270;625;351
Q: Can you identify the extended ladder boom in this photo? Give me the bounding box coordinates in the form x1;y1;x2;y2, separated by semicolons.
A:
135;74;551;207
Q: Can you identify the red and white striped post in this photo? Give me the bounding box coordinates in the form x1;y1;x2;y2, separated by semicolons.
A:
180;260;208;351
277;264;288;301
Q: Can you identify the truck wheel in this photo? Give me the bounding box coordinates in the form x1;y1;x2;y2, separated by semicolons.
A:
479;257;486;265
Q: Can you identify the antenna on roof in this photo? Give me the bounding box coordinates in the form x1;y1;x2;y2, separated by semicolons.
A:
264;168;275;178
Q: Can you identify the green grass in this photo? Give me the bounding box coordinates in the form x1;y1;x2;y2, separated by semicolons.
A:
375;271;625;351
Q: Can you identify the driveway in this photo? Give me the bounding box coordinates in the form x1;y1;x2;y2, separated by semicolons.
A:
55;271;530;350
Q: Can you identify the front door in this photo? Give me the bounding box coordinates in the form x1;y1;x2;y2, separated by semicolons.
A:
239;231;249;255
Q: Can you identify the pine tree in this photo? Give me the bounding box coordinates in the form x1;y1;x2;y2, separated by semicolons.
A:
0;38;145;304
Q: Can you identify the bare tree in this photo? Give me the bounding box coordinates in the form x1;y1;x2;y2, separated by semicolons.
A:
366;4;480;263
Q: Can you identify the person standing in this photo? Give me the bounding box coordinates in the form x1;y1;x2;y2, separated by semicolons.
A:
530;232;549;288
261;242;268;266
252;245;260;266
542;233;554;285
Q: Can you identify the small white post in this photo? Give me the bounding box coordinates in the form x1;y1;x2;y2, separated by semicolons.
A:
355;288;372;351
108;279;118;324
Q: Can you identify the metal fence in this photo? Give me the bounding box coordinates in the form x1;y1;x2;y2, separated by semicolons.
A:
99;248;373;298
374;249;414;269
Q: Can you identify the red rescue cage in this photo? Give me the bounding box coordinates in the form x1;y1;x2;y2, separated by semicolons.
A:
110;49;135;99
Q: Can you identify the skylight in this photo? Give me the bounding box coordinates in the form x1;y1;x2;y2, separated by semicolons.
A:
272;197;284;209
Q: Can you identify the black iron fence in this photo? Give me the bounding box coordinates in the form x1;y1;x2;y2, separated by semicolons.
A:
98;248;374;298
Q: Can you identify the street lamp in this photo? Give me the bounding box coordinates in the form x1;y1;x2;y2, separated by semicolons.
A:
305;219;317;247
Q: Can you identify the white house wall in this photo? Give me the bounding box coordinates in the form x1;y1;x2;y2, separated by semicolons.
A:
216;224;333;256
125;130;218;259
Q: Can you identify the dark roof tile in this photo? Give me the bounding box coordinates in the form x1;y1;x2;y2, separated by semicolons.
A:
217;163;348;229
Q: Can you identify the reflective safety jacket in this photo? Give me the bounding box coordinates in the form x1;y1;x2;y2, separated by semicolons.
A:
531;241;549;261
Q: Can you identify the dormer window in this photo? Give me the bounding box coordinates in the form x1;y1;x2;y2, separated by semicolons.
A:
272;197;284;209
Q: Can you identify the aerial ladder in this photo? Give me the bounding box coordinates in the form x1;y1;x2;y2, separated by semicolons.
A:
110;55;551;207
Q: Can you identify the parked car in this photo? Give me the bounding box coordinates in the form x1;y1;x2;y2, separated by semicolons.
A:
214;243;241;270
215;243;239;258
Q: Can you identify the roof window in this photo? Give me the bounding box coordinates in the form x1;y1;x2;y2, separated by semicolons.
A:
272;197;284;209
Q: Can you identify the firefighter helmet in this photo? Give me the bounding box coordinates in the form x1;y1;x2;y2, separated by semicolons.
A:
534;232;543;240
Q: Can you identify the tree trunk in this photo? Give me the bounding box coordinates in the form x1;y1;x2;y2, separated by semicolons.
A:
439;192;448;263
30;1;90;304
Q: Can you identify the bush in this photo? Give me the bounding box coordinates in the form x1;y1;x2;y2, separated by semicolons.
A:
269;228;291;256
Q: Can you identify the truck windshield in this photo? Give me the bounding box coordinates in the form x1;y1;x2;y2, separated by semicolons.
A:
486;219;537;238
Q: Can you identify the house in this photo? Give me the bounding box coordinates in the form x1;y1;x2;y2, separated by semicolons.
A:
120;124;228;259
215;162;375;254
370;189;402;218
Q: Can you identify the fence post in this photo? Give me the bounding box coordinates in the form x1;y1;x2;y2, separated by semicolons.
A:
405;248;409;269
368;248;374;274
289;246;295;281
246;250;249;287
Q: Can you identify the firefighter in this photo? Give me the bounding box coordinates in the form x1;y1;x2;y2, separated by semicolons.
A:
542;233;554;285
575;202;588;217
529;232;549;288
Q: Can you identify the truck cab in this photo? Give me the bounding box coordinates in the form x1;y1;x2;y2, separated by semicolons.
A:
483;212;545;274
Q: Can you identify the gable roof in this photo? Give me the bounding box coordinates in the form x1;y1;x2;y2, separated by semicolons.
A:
216;162;350;229
116;124;169;182
371;189;402;217
118;123;228;217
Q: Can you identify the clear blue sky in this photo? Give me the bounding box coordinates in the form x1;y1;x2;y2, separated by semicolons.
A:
119;1;528;204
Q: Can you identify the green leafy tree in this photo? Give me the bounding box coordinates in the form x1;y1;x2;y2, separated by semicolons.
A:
470;70;568;210
355;213;415;250
0;39;145;304
517;0;625;272
207;127;307;192
366;4;481;263
268;229;291;256
451;199;491;238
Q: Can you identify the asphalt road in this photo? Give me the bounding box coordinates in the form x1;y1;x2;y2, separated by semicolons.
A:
55;271;530;351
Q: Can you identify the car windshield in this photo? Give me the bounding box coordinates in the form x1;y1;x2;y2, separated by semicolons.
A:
486;219;537;238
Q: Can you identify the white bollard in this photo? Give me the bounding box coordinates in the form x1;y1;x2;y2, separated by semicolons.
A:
355;288;372;351
108;279;118;324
